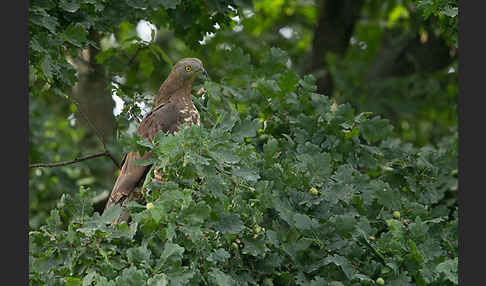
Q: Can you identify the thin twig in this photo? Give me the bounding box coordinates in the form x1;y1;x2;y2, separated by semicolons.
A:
105;151;121;169
130;110;141;124
128;45;142;66
29;151;109;168
357;235;389;266
68;95;120;168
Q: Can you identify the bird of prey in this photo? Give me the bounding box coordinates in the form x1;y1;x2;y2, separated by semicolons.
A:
104;58;208;221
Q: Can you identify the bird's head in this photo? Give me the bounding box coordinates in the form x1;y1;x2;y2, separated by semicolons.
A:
172;58;208;81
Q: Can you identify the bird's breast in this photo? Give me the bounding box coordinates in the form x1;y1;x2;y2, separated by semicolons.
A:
179;104;200;126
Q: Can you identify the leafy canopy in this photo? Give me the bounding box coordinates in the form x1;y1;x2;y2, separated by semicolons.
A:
29;0;457;285
30;47;457;285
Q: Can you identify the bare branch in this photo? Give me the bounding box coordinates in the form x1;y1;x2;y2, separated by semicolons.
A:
130;110;141;124
68;95;120;168
128;45;142;66
29;151;110;168
105;151;121;169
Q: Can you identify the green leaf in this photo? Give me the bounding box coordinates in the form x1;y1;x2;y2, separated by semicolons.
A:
124;200;147;210
137;137;154;149
40;55;55;80
232;167;260;182
82;272;96;286
263;137;279;157
33;0;56;9
344;127;359;140
209;146;240;164
180;203;211;224
309;276;328;286
218;111;238;131
386;219;405;240
408;216;429;240
443;6;458;17
242;237;267;257
139;49;155;77
323;255;356;280
214;213;245;234
46;209;62;230
296;152;332;184
59;0;81;12
98;205;123;224
207;248;231;263
149;44;173;65
293;213;316;230
375;186;401;210
388;272;412;286
232;118;262;141
179;225;203;241
436;258;458;284
266;47;288;66
94;276;116;286
116;266;147;285
167;270;195;285
153;0;182;10
126;0;148;9
209;268;236;286
274;198;295;226
149;204;166;223
159;243;185;265
333;214;356;235
353;274;373;283
66;277;82;286
134;157;157;166
359;116;394;144
148;274;169;286
126;245;152;265
64;23;88;48
403;240;425;273
299;74;317;92
111;221;138;239
30;256;59;274
278;70;299;94
29;10;58;33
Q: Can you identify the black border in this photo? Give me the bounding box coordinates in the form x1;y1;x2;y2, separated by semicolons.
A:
19;1;466;285
3;0;28;284
458;0;481;285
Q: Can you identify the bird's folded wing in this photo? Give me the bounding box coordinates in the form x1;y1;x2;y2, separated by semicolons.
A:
104;103;182;211
137;103;181;140
104;151;152;210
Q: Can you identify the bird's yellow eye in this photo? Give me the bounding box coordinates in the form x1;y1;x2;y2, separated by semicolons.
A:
185;66;192;72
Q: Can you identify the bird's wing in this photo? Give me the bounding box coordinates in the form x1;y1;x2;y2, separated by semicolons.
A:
104;150;153;211
137;103;181;140
104;103;181;211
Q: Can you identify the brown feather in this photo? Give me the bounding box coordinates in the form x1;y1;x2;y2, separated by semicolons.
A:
103;58;205;219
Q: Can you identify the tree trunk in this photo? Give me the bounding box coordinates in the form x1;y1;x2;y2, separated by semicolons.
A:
71;32;117;146
308;0;365;95
70;32;119;213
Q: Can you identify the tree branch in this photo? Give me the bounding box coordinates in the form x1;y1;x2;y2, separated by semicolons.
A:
130;110;141;124
29;151;111;168
68;93;120;168
105;151;121;168
127;45;142;66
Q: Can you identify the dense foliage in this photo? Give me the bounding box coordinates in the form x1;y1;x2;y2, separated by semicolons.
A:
30;48;457;285
29;0;458;285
